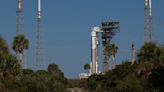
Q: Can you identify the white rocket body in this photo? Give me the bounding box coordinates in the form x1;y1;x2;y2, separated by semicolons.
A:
91;30;97;74
91;27;102;74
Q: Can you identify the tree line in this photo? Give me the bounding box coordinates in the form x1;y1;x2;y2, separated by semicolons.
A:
0;36;68;92
71;42;164;92
1;35;164;92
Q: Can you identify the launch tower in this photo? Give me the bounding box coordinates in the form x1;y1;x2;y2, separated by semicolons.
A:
101;21;120;72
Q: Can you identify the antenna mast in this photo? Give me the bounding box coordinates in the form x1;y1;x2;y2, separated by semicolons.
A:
35;0;42;70
16;0;25;68
144;0;154;43
16;0;23;35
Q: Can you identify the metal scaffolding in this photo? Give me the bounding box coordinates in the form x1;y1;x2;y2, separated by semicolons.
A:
144;0;154;43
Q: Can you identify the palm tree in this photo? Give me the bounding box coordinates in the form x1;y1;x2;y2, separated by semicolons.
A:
0;37;21;77
84;63;90;74
23;38;29;69
107;44;118;69
48;64;64;77
12;35;29;68
0;37;8;77
0;37;9;68
0;37;8;53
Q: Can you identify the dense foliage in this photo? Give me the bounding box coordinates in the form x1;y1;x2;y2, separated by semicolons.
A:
0;37;68;92
84;64;90;73
1;36;164;92
83;42;164;92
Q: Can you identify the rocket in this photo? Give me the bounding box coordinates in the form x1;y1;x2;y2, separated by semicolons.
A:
38;0;41;19
91;28;97;74
91;27;102;74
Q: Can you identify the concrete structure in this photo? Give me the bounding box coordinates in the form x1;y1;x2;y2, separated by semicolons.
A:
79;73;91;79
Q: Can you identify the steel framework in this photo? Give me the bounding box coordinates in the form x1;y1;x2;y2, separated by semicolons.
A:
144;0;154;43
101;21;120;72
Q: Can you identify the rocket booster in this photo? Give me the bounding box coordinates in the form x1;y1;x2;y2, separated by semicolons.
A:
91;29;97;74
38;0;41;19
91;27;102;74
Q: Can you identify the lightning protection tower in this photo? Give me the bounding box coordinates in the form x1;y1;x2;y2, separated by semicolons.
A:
16;0;25;68
35;0;42;70
144;0;154;43
16;0;23;35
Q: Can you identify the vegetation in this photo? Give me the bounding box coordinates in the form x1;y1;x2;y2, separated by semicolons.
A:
1;36;164;92
84;64;90;73
12;35;29;67
0;36;68;92
12;35;29;54
80;42;164;92
0;37;21;78
107;43;118;69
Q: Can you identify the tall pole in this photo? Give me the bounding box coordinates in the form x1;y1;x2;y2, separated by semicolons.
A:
144;0;154;43
16;0;23;35
131;43;135;65
16;0;24;67
38;0;41;19
36;0;42;70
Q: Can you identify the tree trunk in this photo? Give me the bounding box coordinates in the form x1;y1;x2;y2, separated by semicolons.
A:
17;52;21;65
20;53;23;68
112;54;115;69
